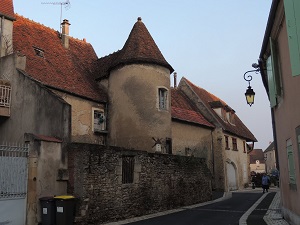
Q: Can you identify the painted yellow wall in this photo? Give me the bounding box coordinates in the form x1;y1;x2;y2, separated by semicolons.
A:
172;120;212;161
223;134;249;190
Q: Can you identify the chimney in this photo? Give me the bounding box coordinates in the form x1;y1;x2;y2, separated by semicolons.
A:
173;72;177;88
61;19;70;49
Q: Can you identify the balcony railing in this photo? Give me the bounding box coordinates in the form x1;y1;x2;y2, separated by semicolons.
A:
0;80;11;117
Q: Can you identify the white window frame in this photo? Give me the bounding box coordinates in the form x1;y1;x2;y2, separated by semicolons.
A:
92;108;106;132
158;87;168;110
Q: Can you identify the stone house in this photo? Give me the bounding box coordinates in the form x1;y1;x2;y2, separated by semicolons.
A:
258;0;300;224
177;77;257;191
248;149;266;174
264;141;277;174
1;0;256;224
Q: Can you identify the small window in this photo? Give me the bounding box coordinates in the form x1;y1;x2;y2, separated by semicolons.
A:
243;141;246;153
158;88;168;110
185;147;192;156
93;108;106;132
122;156;134;184
166;138;172;154
232;138;237;151
225;136;229;150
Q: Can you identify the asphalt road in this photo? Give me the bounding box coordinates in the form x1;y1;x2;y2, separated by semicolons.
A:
126;192;263;225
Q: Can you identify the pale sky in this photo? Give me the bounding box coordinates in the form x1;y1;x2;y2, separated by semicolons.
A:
12;0;273;150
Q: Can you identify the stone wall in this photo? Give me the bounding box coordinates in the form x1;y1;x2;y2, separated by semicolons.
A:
68;143;212;224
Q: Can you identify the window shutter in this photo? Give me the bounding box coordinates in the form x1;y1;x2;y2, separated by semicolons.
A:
267;56;277;107
270;38;281;97
286;139;296;184
284;0;300;76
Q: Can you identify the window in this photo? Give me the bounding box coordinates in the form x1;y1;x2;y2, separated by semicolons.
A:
158;88;168;110
185;147;192;156
232;138;237;151
243;141;246;153
165;138;172;154
33;46;44;58
225;136;229;150
122;156;134;184
286;138;296;186
284;0;300;76
92;108;106;132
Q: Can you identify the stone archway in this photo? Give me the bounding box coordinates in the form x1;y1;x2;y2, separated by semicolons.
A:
226;159;238;191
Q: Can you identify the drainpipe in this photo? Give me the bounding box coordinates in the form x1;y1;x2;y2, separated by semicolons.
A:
211;130;215;185
0;16;4;75
173;72;177;88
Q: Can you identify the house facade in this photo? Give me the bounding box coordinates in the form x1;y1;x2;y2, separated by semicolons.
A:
258;0;300;224
177;78;257;191
264;141;277;174
249;149;266;174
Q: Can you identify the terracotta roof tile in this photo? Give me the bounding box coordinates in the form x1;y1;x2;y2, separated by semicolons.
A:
13;15;107;102
0;0;15;20
183;77;257;142
171;88;214;128
96;17;173;79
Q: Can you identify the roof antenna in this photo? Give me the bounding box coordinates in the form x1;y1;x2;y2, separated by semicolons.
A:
41;0;71;33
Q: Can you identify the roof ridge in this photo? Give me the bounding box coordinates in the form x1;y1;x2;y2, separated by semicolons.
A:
15;14;91;44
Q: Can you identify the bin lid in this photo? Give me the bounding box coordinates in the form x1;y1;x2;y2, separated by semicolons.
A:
54;195;75;200
39;196;55;201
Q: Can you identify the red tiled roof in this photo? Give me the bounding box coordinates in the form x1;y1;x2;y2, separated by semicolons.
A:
183;77;257;142
171;88;214;128
96;17;173;79
13;15;107;102
0;0;15;19
249;149;264;164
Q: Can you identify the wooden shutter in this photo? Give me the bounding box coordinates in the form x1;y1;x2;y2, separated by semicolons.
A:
286;139;296;184
284;0;300;76
270;38;282;97
267;56;277;107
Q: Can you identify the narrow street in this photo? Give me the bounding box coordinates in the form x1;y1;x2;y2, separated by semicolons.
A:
116;191;265;225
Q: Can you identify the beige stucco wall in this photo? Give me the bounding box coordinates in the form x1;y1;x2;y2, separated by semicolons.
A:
108;64;171;152
27;139;67;225
223;134;249;191
271;10;300;224
53;90;106;145
172;120;212;165
264;150;276;173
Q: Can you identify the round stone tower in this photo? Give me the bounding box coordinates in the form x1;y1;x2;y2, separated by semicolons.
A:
107;17;174;152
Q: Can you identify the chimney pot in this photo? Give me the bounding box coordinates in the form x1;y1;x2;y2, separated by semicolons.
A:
174;72;177;88
61;19;71;49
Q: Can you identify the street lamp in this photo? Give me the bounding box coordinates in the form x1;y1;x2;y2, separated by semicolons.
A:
243;63;260;106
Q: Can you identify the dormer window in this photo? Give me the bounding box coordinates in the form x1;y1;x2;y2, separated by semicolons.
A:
33;46;44;58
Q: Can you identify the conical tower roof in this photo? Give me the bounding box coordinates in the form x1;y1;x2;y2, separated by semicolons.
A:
0;0;15;20
114;17;174;73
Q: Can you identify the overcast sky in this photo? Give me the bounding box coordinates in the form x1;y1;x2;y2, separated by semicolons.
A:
13;0;273;150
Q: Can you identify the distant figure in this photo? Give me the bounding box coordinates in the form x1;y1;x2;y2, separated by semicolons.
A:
262;173;270;193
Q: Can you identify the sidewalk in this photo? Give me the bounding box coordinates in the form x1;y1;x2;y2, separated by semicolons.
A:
239;187;290;225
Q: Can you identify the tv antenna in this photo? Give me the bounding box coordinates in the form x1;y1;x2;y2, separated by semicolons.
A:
41;0;71;32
